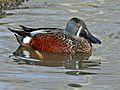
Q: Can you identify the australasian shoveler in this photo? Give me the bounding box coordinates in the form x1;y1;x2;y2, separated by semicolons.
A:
8;17;101;53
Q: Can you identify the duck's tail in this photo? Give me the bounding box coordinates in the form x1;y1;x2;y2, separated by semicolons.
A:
8;28;31;44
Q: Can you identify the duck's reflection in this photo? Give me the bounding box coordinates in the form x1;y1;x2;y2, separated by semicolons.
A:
12;46;100;69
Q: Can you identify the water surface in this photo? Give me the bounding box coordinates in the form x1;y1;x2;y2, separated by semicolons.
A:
0;0;120;90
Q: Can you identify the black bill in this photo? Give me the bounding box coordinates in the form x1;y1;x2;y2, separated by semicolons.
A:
80;29;101;44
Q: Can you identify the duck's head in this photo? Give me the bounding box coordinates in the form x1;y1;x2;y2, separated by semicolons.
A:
65;17;101;44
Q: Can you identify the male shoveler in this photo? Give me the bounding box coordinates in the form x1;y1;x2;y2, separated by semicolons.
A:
8;17;101;53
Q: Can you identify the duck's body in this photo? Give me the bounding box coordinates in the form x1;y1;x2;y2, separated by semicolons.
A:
28;32;91;53
8;18;101;53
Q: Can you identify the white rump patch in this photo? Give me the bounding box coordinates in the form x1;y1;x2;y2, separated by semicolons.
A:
23;36;31;43
76;26;83;37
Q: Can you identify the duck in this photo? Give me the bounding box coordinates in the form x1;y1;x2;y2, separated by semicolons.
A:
8;17;101;53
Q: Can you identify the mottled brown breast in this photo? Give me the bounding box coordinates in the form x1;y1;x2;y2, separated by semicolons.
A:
29;33;72;53
76;37;92;53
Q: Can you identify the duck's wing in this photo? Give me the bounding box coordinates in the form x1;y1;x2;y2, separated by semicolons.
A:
19;25;63;32
8;26;63;44
19;25;39;32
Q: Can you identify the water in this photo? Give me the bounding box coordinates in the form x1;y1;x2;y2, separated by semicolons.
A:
0;0;120;90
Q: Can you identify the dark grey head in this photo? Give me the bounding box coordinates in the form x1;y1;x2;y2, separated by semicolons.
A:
65;17;101;44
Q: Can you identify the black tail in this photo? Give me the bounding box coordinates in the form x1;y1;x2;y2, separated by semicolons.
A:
8;28;31;44
8;28;31;37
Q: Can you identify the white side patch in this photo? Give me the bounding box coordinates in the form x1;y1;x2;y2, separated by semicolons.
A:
23;50;30;58
23;36;31;43
76;26;83;37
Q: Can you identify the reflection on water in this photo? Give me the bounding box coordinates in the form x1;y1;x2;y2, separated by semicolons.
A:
10;45;101;69
9;45;101;88
68;83;82;88
66;71;98;76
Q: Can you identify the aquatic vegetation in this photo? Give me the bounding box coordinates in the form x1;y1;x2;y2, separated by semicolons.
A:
0;0;29;18
0;0;28;10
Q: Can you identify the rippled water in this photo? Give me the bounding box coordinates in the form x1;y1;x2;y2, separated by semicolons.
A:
0;0;120;90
